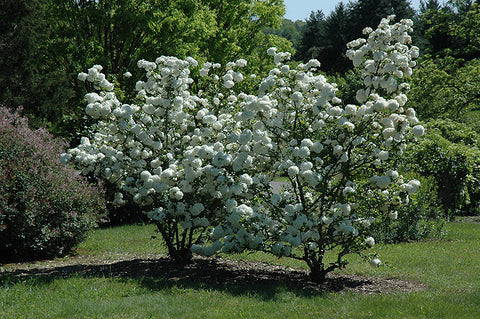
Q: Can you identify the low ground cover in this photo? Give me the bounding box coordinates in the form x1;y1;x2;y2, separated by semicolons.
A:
1;219;479;318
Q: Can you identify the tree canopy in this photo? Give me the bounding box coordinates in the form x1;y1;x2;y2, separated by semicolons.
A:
0;0;287;141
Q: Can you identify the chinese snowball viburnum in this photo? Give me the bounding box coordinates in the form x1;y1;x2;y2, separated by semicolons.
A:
65;56;252;263
66;16;424;282
193;16;424;283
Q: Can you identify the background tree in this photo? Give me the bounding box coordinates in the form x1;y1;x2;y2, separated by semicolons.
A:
0;0;287;142
263;18;305;48
295;4;351;73
420;0;480;60
0;0;52;128
407;57;480;119
294;10;326;63
314;3;350;73
347;0;416;39
200;0;286;63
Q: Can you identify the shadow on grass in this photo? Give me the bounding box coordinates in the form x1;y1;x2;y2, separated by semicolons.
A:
0;257;373;300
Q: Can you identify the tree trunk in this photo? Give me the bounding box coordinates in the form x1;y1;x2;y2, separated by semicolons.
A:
169;247;193;265
309;264;328;283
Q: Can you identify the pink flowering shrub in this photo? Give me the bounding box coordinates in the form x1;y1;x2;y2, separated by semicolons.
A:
0;107;106;261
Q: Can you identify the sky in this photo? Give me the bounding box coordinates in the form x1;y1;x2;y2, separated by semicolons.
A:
284;0;424;21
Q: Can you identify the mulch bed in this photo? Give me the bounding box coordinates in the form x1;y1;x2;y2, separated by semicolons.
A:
1;254;426;295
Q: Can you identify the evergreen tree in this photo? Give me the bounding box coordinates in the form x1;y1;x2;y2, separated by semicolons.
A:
420;0;442;12
295;3;351;73
347;0;416;40
295;10;326;62
317;3;351;73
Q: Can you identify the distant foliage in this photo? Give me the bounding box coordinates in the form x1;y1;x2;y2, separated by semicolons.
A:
403;119;480;218
406;57;480;120
369;175;446;243
263;18;305;48
0;107;106;261
419;1;480;61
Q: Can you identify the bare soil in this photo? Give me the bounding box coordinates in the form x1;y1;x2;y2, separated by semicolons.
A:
1;253;426;295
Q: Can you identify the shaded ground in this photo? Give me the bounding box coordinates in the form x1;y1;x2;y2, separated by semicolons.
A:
0;253;426;296
456;215;480;223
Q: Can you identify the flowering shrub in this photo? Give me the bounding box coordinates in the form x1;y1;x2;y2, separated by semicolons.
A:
368;174;445;243
0;107;106;261
407;128;480;218
195;16;424;282
66;57;252;263
66;16;424;282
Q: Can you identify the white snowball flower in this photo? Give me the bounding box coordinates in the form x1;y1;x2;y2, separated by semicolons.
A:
190;203;205;216
321;216;333;225
78;72;88;81
412;125;425;137
370;257;382;268
288;165;299;177
169;187;184;200
402;179;420;194
370;175;391;189
377;151;389;161
365;236;375;247
389;211;398;220
292;92;303;101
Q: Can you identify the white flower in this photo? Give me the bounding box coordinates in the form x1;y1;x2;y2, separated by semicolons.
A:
370;175;391;189
288;165;299;177
321;216;333;225
267;47;277;56
235;59;247;67
412;125;425;137
124;71;132;78
223;80;235;89
343;186;354;196
199;68;209;77
377;150;389;161
239;173;253;185
311;142;323;153
78;72;88;81
211;226;226;241
298;146;310;158
292;92;303;101
365;236;375;247
169;187;183;200
271;193;281;205
402;179;420;194
389;211;398;220
190;203;205;216
370;257;382;268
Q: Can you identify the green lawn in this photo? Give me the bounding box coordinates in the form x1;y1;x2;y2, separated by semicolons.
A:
1;221;479;318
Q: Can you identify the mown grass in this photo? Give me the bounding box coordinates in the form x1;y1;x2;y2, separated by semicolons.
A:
1;221;480;318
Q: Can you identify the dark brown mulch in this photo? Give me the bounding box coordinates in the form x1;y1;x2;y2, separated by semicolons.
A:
1;254;426;296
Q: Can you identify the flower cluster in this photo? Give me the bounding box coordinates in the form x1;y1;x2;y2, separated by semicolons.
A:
65;55;252;261
66;16;423;282
194;16;423;282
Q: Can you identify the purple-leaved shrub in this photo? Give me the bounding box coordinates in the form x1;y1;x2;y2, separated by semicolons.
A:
0;107;106;261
